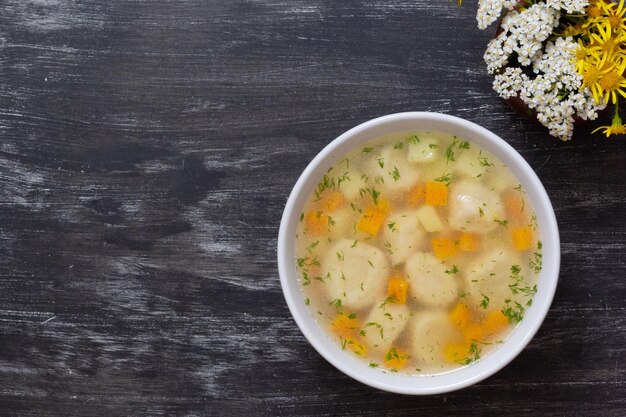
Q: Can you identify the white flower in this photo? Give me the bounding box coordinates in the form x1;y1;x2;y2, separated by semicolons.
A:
493;67;528;99
477;4;605;140
482;4;560;74
476;0;518;29
546;0;589;14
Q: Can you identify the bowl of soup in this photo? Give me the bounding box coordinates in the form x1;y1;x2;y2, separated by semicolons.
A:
277;112;560;395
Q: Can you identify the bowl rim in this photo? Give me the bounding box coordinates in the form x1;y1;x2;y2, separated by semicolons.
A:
277;112;560;395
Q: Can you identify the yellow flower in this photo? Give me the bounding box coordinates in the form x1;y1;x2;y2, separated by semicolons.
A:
592;112;626;137
575;38;602;74
589;21;625;58
598;61;626;104
585;0;612;24
601;0;626;33
577;20;626;105
580;58;614;103
587;1;605;19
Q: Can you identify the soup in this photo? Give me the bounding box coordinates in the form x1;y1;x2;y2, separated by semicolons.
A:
294;131;542;375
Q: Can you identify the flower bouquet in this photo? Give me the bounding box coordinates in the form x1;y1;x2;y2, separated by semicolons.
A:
472;0;626;139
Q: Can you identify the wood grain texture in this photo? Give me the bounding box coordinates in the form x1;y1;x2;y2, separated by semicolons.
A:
0;0;624;415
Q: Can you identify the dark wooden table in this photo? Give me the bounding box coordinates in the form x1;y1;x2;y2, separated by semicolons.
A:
1;1;624;416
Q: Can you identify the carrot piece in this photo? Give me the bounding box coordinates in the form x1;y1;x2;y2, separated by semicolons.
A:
330;313;360;339
512;226;533;251
318;190;345;212
425;181;448;206
503;193;527;224
407;183;426;207
431;236;458;259
458;232;480;252
304;211;328;235
356;207;385;236
483;310;509;336
449;302;472;329
356;200;390;236
384;347;410;370
462;323;484;343
377;198;391;213
443;341;470;363
387;276;409;304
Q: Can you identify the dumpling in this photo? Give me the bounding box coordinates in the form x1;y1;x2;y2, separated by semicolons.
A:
361;302;411;353
367;145;421;192
405;252;458;308
411;310;458;368
464;248;525;309
453;147;490;179
327;207;357;240
448;180;504;233
321;238;389;310
406;132;441;164
339;170;370;201
383;210;427;265
485;164;519;193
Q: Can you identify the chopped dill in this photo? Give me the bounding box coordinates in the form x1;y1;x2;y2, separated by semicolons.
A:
478;157;494;167
327;216;335;227
478;291;490;309
391;166;401;181
385;347;411;362
337;172;350;187
494;218;508;227
529;240;543;273
444;138;471;164
509;265;537;297
445;265;459;275
360;187;380;205
384;240;393;255
306;240;320;253
329;298;342;309
502;299;525;323
462;340;481;365
434;172;453;185
376;153;385;169
444;143;456;163
378;294;397;310
315;174;337;198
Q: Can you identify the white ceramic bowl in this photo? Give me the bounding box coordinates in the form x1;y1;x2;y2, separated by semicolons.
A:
277;112;560;395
